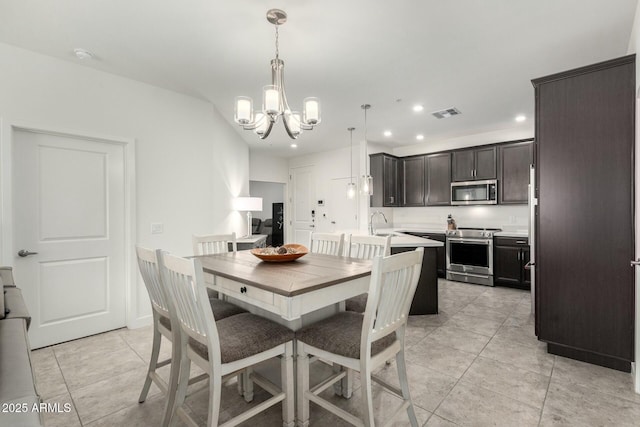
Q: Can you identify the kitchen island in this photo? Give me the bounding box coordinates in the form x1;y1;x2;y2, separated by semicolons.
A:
373;231;443;314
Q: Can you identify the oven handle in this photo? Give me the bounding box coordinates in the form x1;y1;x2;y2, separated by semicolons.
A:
447;238;492;245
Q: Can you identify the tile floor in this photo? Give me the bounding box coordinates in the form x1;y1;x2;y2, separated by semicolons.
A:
32;280;640;426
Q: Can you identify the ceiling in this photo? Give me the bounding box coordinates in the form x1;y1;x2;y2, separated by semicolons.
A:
0;0;636;157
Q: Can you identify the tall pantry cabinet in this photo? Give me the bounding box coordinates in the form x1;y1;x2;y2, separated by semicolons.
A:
532;55;635;371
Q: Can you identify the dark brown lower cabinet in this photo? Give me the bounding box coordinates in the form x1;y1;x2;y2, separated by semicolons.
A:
493;237;529;290
392;246;438;315
402;232;446;277
532;55;635;372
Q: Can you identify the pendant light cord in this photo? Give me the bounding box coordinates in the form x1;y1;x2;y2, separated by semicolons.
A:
275;26;280;60
349;128;354;184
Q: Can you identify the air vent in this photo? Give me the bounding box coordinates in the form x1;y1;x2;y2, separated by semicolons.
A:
431;107;461;119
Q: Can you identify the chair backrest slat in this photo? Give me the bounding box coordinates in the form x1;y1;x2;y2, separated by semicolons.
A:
346;234;391;260
160;253;221;364
309;232;345;256
193;233;237;256
361;248;424;356
136;246;170;319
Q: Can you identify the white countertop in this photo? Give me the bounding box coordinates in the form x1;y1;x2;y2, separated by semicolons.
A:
371;231;444;248
494;231;529;238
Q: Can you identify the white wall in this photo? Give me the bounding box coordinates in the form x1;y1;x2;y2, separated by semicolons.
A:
249;151;289;183
0;42;249;328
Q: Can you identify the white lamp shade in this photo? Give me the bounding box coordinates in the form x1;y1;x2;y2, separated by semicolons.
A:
234;197;263;212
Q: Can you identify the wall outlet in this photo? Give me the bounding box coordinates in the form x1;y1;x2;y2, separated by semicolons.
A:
151;223;164;234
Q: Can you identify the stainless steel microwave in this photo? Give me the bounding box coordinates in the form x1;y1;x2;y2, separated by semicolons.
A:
451;179;498;205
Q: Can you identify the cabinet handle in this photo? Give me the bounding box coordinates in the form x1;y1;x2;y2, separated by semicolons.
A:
389;196;394;203
516;240;527;244
240;286;247;294
517;251;521;261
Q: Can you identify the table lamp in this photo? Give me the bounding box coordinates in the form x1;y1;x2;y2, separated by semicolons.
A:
234;197;263;237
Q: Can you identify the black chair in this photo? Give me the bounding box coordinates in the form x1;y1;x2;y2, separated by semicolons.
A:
251;218;262;234
260;219;273;245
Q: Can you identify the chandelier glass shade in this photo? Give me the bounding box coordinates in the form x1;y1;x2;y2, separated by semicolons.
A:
347;127;356;199
234;9;321;140
361;104;373;195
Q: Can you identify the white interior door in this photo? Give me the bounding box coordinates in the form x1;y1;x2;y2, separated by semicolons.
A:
327;178;358;233
291;165;315;246
13;129;126;349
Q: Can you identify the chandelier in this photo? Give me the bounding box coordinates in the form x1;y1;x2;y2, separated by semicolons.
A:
234;9;321;140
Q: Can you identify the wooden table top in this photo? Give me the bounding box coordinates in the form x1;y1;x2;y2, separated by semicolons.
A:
197;251;372;297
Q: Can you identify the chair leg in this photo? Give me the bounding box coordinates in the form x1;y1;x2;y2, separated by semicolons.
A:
161;329;181;427
360;361;375;427
396;348;418;427
296;343;310;427
332;364;343;396
169;335;191;427
237;372;244;397
207;373;222;427
281;342;294;427
242;367;254;402
139;317;162;403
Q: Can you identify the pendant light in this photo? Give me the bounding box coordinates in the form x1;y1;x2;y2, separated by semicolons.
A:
346;127;356;199
361;104;373;195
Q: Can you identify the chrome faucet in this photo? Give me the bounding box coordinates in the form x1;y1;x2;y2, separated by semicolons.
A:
369;210;388;235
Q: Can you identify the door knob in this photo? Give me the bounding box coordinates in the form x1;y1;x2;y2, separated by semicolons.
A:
18;249;38;257
631;260;640;266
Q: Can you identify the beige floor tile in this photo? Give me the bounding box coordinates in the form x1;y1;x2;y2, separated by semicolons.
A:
480;335;555;376
405;341;476;379
551;356;640;404
407;314;450;328
468;296;520;315
424;414;461;426
493;324;543;349
41;391;82;427
435;380;540;427
404;324;437;348
540;378;640;426
374;361;458;412
462;356;550;409
119;325;173;362
459;303;510;322
31;347;68;399
446;312;504;337
71;368;161;424
419;325;492;354
85;394;198;427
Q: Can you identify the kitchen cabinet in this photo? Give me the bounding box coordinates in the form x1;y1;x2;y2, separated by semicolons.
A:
401;155;425;206
452;146;496;182
370;153;400;207
532;54;634;372
499;140;533;204
392;245;438;314
493;237;529;289
425;153;451;206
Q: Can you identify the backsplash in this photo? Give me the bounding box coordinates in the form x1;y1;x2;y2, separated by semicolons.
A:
391;205;529;232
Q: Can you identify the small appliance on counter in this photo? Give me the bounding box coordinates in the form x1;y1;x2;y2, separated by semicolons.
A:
447;214;457;230
446;227;502;286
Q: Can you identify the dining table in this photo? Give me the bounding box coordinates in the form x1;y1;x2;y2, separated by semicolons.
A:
197;250;372;331
196;250;373;399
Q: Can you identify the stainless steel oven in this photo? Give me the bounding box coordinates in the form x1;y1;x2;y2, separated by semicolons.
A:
446;227;501;286
451;179;497;205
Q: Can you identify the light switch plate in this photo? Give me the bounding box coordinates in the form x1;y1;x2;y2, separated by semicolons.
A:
151;223;164;234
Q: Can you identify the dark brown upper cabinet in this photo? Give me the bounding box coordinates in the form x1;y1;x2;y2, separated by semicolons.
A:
452;146;497;181
425;153;451;206
498;140;533;204
401;156;425;207
370;153;400;207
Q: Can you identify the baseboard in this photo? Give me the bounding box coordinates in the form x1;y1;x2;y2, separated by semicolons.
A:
547;342;631;372
127;314;152;330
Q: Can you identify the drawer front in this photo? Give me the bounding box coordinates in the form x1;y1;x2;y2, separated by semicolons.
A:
494;236;528;246
215;276;275;306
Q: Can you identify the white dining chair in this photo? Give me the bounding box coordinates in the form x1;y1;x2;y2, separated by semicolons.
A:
135;246;246;427
309;232;345;256
192;232;237;256
345;234;392;313
161;253;295;427
296;248;424;427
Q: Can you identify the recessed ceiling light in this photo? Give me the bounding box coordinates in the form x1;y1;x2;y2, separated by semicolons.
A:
383;130;392;137
515;115;526;122
290;143;297;148
416;134;424;141
73;48;94;60
413;105;424;112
